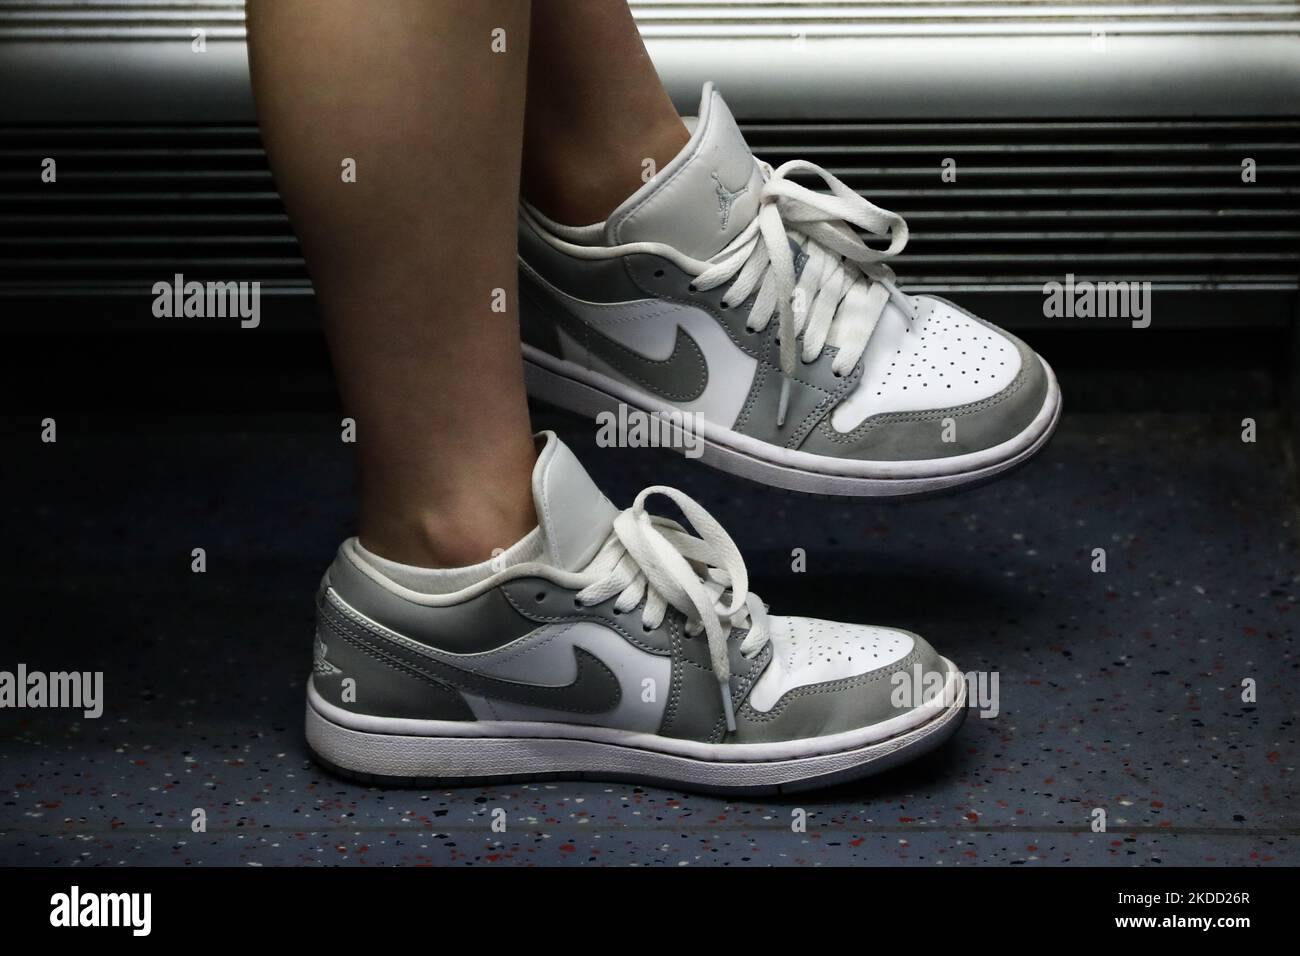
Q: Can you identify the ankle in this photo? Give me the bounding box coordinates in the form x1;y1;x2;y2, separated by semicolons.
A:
523;115;689;225
358;497;537;570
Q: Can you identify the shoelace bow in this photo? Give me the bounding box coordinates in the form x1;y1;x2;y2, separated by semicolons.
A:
576;486;769;731
694;159;914;427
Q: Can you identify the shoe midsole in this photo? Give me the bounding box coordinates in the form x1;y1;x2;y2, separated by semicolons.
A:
307;662;963;764
306;691;966;788
523;343;1060;480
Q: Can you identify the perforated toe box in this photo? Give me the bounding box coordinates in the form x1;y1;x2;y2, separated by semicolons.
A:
800;295;1049;462
735;616;950;743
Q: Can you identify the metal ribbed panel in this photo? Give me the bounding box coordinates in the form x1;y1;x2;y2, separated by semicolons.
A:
2;120;1296;329
0;125;301;294
1;1;1297;39
629;1;1300;37
744;119;1300;291
0;1;246;39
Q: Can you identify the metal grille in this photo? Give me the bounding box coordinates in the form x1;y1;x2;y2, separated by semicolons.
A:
629;1;1300;38
1;119;1296;329
0;125;297;296
746;119;1300;304
0;1;247;40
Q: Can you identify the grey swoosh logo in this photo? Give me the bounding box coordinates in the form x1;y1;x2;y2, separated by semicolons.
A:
425;645;622;714
326;600;622;714
548;302;709;403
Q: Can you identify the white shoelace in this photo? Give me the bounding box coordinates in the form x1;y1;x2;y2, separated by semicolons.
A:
576;486;769;731
694;159;914;427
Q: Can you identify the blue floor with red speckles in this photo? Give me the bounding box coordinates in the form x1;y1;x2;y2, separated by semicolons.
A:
2;368;1297;866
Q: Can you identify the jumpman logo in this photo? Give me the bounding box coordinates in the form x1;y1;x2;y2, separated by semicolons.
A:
711;170;750;229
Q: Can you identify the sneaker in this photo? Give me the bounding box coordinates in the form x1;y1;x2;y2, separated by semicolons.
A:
306;432;966;794
518;82;1061;497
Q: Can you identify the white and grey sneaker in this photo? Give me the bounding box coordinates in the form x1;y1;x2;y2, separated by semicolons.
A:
518;82;1061;497
306;432;966;794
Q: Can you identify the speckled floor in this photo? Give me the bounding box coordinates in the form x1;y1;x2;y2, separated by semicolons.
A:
2;376;1297;865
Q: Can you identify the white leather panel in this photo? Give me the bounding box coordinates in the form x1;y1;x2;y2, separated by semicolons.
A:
530;432;617;572
830;295;1022;432
606;82;764;261
748;616;915;713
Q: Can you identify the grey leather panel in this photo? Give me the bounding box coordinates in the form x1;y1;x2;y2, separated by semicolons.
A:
320;588;622;715
621;254;857;446
660;637;772;743
799;324;1047;462
327;548;537;654
518;214;647;302
674;623;767;679
732;334;862;448
623;253;761;356
659;646;728;742
499;577;675;657
312;591;475;721
732;632;947;743
518;278;561;354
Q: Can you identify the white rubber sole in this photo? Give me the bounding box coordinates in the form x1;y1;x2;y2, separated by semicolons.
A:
305;664;967;795
523;344;1061;497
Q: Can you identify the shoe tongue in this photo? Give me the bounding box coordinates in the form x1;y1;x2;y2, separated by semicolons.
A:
605;82;763;261
531;432;618;572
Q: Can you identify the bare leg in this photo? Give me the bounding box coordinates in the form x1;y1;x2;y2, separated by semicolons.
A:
522;0;689;224
247;0;536;568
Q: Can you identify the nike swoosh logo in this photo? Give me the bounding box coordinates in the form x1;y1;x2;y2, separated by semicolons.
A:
324;594;623;715
419;646;622;714
521;265;709;403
